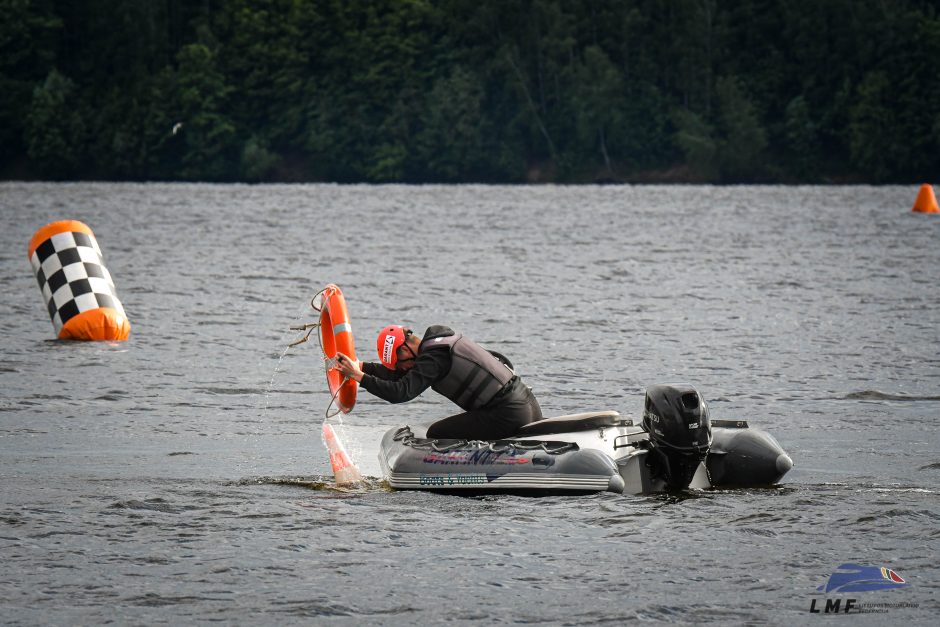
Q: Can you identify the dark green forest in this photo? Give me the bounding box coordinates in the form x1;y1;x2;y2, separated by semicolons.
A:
2;0;939;183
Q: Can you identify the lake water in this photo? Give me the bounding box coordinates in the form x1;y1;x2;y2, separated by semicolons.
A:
1;183;938;624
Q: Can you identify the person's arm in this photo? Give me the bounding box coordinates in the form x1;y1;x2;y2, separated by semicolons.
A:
360;350;449;404
361;361;402;381
334;355;402;382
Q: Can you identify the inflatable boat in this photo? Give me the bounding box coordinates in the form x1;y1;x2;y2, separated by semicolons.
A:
378;384;793;495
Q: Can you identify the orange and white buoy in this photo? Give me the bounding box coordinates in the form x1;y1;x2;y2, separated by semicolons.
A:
27;220;130;340
912;183;939;213
322;422;362;486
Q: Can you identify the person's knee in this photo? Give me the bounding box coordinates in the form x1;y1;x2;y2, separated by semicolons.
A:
426;415;467;439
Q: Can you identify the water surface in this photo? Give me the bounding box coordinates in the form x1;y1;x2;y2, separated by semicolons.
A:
1;183;938;623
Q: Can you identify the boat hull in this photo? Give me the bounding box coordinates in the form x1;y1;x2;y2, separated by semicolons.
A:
379;426;625;495
378;415;792;495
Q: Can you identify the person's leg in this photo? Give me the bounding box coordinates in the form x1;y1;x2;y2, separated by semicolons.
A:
425;389;543;440
489;387;542;435
426;410;509;440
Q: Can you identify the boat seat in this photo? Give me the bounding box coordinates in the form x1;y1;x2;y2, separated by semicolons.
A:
516;410;624;436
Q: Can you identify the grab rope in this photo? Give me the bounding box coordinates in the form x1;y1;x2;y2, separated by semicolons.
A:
324;369;349;420
391;426;577;455
286;287;328;347
287;321;319;347
287;287;348;419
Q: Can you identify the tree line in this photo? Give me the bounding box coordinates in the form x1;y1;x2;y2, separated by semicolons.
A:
2;0;938;183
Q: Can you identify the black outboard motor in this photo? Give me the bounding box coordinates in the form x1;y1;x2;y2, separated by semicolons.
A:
642;384;712;489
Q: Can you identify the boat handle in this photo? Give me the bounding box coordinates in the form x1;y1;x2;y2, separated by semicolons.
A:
613;435;635;450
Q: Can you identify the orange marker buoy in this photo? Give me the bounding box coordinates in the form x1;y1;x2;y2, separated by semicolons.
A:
912;183;939;213
27;220;130;340
323;422;363;486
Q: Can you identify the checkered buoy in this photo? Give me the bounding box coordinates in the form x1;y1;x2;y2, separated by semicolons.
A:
28;220;131;341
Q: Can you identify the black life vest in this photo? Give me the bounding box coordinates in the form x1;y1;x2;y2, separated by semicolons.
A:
424;333;513;410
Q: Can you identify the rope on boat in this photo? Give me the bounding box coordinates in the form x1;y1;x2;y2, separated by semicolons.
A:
391;426;577;455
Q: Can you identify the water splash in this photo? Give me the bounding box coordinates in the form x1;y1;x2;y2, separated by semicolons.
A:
233;475;389;493
260;298;323;421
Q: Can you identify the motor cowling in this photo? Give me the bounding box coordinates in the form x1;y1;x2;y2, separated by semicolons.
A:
642;384;712;489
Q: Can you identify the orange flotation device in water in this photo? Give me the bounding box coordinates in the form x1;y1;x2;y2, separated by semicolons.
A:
319;284;357;414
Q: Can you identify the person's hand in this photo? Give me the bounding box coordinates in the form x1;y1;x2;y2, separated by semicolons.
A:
334;352;364;382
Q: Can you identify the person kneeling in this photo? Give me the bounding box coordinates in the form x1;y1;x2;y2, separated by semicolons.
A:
334;324;541;440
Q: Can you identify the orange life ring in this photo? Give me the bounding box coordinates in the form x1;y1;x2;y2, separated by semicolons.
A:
319;284;357;413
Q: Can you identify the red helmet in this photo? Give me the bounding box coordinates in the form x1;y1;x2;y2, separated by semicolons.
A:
376;325;407;369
